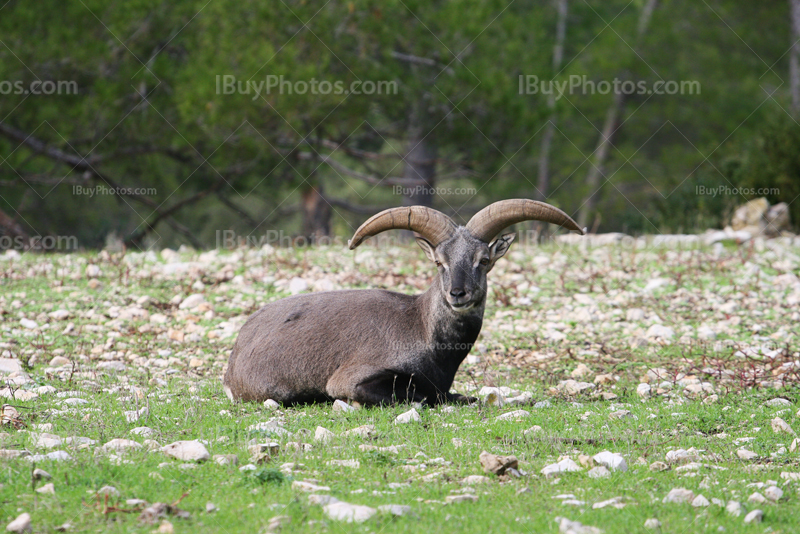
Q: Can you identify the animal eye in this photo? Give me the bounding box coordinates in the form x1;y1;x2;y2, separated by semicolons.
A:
435;261;442;267
479;258;490;266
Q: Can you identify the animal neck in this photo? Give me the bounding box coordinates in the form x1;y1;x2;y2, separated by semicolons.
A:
418;274;485;349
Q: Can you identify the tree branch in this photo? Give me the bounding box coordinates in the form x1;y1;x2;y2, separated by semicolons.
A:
297;151;423;187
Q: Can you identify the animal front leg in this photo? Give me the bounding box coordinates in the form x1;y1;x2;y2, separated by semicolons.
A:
351;371;430;406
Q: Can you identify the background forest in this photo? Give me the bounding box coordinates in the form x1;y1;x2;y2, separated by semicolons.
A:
1;0;799;250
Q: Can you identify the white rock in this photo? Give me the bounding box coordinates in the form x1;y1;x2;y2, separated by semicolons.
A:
737;448;758;460
35;483;55;494
314;426;335;442
327;459;360;469
481;387;506;407
764;486;783;501
101;439;142;453
626;308;646;321
555;516;603;534
643;519;661;529
394;408;421;424
587;466;610;478
726;500;742;516
35;433;63;449
771;416;796;436
130;427;156;437
323;501;376;523
332;399;356;413
646;324;675;341
20;318;38;330
748;492;765;504
541;458;582;477
292;480;330;492
162;440;210;462
663;488;695;504
691;494;710;507
592;451;627;472
765;398;791;407
124;407;148;423
263;399;280;410
495;410;530;421
288;278;309;294
5;513;31;533
178;294;206;309
344;425;376;439
378;504;412;516
636;383;651;398
743;509;763;524
665;448;701;464
697;326;717;340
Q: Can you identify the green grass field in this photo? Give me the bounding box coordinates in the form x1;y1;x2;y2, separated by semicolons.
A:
1;239;799;533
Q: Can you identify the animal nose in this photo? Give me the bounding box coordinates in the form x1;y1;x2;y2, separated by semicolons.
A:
450;288;466;298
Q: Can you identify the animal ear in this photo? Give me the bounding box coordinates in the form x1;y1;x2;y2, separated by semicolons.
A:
489;233;516;262
415;237;437;263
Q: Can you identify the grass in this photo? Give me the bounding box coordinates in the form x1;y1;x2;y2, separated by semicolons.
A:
1;241;799;533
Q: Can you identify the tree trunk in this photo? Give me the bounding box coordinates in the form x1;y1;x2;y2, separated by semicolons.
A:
577;90;625;229
536;0;568;202
402;125;437;208
576;0;658;230
0;207;30;249
791;0;800;115
301;183;331;242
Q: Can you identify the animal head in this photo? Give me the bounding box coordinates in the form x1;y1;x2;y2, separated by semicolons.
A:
348;199;583;312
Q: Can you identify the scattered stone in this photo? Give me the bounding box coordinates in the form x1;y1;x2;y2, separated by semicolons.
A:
592;451;627;472
378;504;412;516
555;516;603;534
649;461;669;472
765;398;791;407
691;494;710;507
314;426;335;442
130;427;156;437
213;454;239;466
662;488;695;504
541;458;581;477
178;294;206;310
588;466;610;478
162;440;210;462
5;513;31;533
608;410;632;420
35;483;55;494
764;486;783;501
643;519;661;530
445;494;478;504
100;439;142;453
737;449;758;461
263;399;280;410
292;480;330;492
323;501;376;523
479;450;518;476
743;509;763;524
666;448;701;464
343;425;375;438
33;468;51;480
771;416;796;436
495;410;530;421
726;501;743;516
748;492;766;504
265;515;289;531
636;383;651;398
462;475;491;485
394;408;421;424
332;399;356;413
